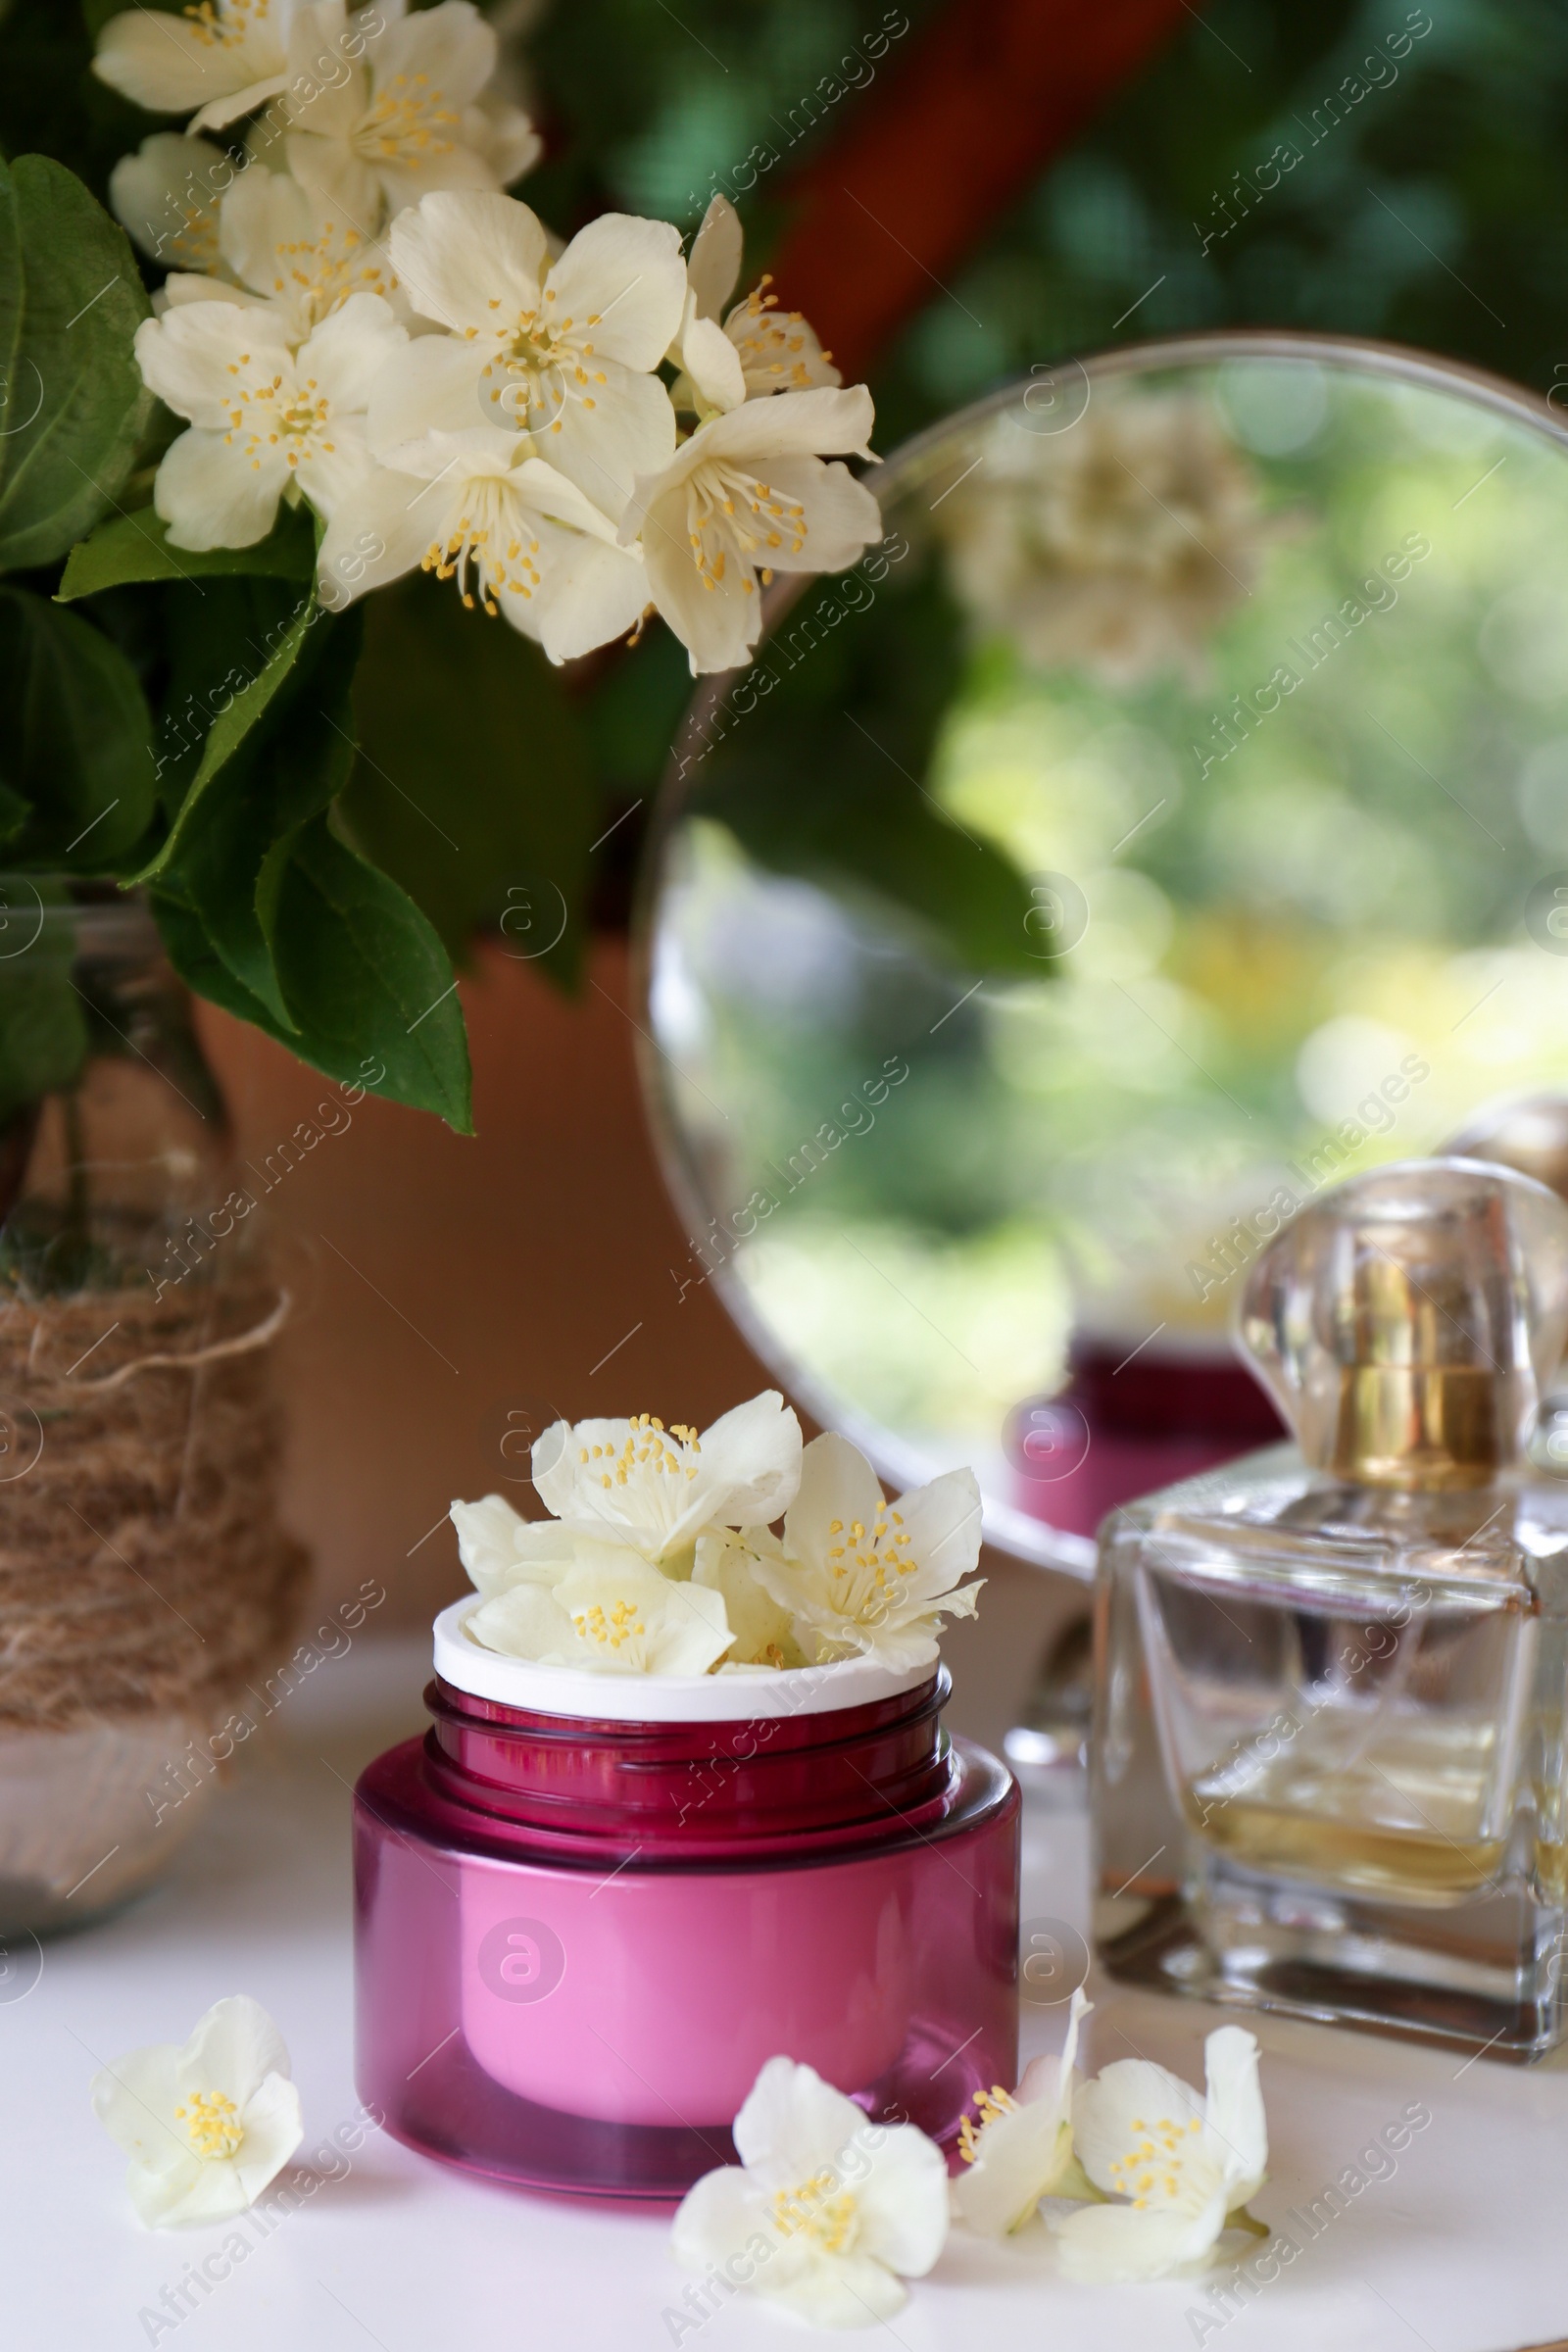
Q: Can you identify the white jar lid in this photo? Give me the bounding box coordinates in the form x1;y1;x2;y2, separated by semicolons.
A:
430;1599;937;1722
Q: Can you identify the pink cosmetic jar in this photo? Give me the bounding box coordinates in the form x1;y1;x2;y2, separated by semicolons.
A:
354;1600;1020;2199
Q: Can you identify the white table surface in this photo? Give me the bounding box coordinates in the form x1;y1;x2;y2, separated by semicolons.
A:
6;1635;1565;2352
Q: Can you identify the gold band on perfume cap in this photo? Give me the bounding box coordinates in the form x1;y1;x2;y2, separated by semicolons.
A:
1241;1157;1568;1489
1332;1365;1512;1489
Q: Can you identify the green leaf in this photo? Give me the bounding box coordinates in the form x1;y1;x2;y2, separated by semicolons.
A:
270;818;471;1131
140;575;318;858
693;563;1039;977
0;583;156;866
59;502;318;602
170;610;365;1024
0;154;151;571
339;567;595;985
155;821;474;1134
0;886;89;1125
152;884;299;1041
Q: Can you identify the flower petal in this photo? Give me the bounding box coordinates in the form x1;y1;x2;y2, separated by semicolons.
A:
127;2152;228;2230
850;2124;950;2277
463;98;543;187
951;2099;1072;2236
93;9;268;114
530;1394;801;1562
731;2056;868;2189
231;2071;306;2202
189;73;291;135
178;1994;293;2109
283;130;383;225
317;460;454;606
1054;2186;1230;2284
367;333;487;452
219;164;318;298
694;1392;805;1526
725;291;842;399
450;1495;575;1597
693;1533;802;1668
390;188;547;328
681;314;746;415
547;212;688;371
517;523;649;665
135;302;292;432
155;427;287;552
686;194;743;323
373;0;497;109
295;421;378;519
1204;2027;1267;2206
743;454;882;576
466;1582;578;1663
764;2251;909;2328
1071;2057;1204;2197
110;133;231;274
888;1465;982;1603
298;292;407;414
92;2041;184;2168
540;360;676;519
693;383;875;466
784;1433;885;1577
671;2162;771;2275
639;505;762;676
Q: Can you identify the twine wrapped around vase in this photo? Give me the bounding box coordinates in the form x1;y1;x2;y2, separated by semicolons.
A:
0;1274;309;1733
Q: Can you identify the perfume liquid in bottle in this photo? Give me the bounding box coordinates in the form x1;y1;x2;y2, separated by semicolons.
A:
1091;1159;1568;2061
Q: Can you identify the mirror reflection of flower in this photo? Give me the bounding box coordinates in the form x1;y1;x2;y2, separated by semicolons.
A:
934;393;1288;687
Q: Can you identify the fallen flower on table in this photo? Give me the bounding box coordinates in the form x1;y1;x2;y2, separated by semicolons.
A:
92;1994;304;2229
1054;2026;1268;2283
672;2056;949;2329
951;1987;1093;2237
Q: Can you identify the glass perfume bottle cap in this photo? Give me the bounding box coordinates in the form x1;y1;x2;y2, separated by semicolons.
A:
1239;1157;1568;1487
1444;1091;1568;1204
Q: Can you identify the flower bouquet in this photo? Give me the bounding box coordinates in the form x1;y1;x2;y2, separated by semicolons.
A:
0;0;885;1130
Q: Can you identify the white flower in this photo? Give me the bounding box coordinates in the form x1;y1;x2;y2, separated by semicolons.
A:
135;289;405;548
110;133;233;275
449;1493;576;1598
530;1394;802;1571
93;0;309;132
935;395;1279;687
92;1995;304;2229
377;191;684;514
467;1544;734;1676
160;168;401;343
693;1528;805;1670
281;0;539;228
951;1988;1090;2236
672;2057;949;2329
741;1432;983;1671
618;387;880;675
315;425;648;661
672;193;841;417
1054;2027;1268;2283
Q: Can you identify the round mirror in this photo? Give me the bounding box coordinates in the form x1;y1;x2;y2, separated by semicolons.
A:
635;332;1568;1574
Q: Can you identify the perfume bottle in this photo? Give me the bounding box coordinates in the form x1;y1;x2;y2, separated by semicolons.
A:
1091;1157;1568;2061
1445;1092;1568;1481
